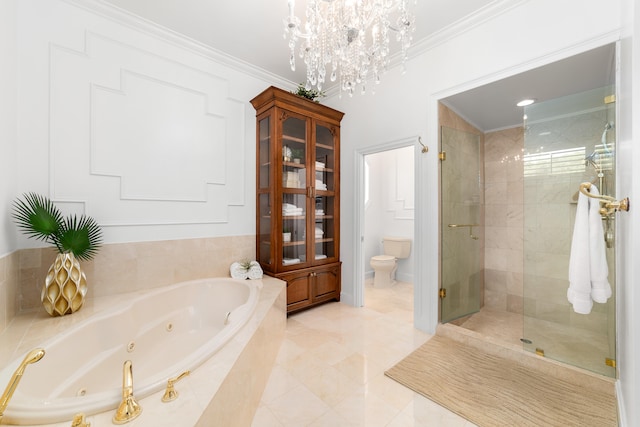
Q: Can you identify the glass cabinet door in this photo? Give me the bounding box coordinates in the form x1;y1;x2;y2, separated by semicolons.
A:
281;115;308;267
257;116;272;266
314;123;336;261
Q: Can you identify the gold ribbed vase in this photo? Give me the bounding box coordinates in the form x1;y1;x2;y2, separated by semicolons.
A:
42;253;88;316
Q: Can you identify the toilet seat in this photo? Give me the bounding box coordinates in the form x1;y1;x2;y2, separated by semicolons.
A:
371;255;395;262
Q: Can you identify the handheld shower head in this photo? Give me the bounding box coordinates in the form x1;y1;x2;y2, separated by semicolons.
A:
15;348;45;376
601;122;614;154
24;348;45;365
0;348;45;421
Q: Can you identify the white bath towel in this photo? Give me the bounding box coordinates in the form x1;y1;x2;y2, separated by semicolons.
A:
567;184;611;314
587;185;612;303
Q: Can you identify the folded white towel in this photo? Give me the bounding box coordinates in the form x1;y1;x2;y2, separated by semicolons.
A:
247;261;263;280
230;262;247;280
567;184;611;314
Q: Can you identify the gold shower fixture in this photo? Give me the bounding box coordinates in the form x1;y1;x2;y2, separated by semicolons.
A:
578;182;629;216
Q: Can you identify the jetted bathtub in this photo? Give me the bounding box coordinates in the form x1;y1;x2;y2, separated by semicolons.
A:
0;278;261;425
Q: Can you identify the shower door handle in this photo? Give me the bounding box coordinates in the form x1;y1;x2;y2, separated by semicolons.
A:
447;224;480;240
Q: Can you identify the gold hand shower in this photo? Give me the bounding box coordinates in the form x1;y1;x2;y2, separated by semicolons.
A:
0;348;46;424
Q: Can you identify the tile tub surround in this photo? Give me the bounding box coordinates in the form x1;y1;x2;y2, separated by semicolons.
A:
0;276;286;427
0;252;19;333
10;235;255;316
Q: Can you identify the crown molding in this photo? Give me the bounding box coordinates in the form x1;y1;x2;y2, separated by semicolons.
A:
410;0;531;56
60;0;294;88
323;0;532;100
58;0;529;101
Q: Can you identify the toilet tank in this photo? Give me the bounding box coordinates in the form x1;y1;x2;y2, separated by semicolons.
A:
382;237;411;259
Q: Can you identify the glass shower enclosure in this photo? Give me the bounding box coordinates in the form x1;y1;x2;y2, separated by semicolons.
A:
439;85;617;378
522;86;617;377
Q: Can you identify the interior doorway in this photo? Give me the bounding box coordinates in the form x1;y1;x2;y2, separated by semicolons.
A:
354;137;418;309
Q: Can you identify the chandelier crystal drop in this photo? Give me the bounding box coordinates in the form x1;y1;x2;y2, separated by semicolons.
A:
284;0;416;96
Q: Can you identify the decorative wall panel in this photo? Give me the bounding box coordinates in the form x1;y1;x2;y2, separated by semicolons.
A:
49;31;246;226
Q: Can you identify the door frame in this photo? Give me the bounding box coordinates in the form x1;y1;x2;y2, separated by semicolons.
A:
353;136;421;310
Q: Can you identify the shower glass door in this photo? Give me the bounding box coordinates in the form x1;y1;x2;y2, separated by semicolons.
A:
522;85;616;377
440;126;482;323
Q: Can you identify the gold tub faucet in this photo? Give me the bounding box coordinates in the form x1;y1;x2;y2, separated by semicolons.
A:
112;360;142;424
0;348;45;424
161;370;190;402
70;412;90;427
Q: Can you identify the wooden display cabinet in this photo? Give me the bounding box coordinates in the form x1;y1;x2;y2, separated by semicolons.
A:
250;86;343;313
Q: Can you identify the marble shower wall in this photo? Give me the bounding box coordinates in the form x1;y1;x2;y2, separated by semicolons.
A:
483;128;525;313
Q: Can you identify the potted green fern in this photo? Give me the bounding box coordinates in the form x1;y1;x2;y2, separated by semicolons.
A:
12;193;103;316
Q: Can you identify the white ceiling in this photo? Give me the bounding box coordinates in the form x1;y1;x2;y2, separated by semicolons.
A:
101;0;616;131
442;43;616;131
102;0;497;83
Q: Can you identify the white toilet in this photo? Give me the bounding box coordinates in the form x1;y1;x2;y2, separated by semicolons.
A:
370;237;411;288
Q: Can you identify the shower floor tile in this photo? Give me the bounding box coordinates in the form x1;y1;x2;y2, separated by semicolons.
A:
458;307;615;377
459;308;523;346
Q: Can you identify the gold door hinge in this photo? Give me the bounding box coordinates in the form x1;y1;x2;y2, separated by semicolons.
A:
604;95;616;104
535;348;545;357
439;288;446;298
439;151;446;161
605;358;616;368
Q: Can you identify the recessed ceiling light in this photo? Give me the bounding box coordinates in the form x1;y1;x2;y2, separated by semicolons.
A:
517;98;536;107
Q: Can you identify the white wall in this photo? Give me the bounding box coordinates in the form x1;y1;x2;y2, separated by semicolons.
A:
8;0;290;251
364;147;415;282
617;0;639;425
327;0;636;423
0;0;18;257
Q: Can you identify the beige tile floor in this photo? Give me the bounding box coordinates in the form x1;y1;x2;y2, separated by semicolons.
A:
252;280;477;427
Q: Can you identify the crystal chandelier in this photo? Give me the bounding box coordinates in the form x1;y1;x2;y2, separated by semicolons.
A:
284;0;416;96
